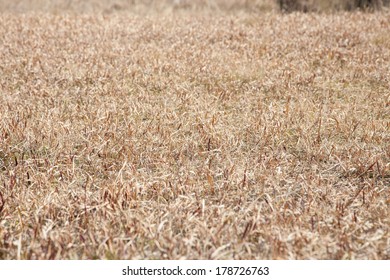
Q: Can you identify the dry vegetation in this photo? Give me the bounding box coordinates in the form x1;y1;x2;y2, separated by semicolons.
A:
277;0;390;12
0;0;278;14
0;1;389;260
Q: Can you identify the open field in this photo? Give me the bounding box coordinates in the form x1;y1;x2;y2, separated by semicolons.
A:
0;2;389;259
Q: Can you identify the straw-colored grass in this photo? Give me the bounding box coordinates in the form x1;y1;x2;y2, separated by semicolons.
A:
0;1;389;259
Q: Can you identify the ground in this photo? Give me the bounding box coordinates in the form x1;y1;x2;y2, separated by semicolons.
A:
0;2;389;259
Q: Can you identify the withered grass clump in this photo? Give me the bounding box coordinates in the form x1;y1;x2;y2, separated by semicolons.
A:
0;8;389;260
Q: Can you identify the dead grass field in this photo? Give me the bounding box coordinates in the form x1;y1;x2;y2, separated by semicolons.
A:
0;2;389;260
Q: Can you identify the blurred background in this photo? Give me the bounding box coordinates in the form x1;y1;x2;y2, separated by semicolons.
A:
0;0;388;14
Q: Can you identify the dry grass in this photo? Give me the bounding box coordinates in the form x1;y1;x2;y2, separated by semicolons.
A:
0;0;278;14
0;2;389;260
